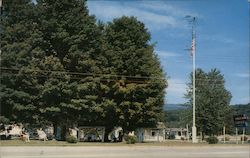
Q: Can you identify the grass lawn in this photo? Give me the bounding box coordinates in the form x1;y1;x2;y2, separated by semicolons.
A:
0;139;248;146
0;139;121;146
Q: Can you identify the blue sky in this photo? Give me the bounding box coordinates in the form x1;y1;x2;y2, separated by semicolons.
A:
87;0;249;105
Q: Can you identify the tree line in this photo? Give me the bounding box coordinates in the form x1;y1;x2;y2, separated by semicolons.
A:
168;68;244;136
0;0;167;140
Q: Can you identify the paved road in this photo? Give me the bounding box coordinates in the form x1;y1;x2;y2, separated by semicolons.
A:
1;146;249;158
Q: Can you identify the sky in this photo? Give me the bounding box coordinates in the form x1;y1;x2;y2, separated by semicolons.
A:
87;0;249;105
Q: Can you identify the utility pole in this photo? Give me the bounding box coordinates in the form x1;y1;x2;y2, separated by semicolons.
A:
186;124;190;142
192;17;197;143
187;16;197;143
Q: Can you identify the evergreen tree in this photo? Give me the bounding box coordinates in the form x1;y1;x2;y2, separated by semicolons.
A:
0;0;40;124
186;68;232;136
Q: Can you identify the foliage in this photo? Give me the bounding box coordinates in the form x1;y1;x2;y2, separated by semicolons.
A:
66;135;78;143
164;103;250;135
225;136;230;141
124;135;137;144
103;16;167;132
0;0;41;124
0;116;10;124
164;109;190;128
185;68;232;136
168;134;175;140
0;0;167;141
206;136;218;144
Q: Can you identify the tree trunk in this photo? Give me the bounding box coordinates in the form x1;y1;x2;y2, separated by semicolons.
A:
53;122;57;140
104;127;112;142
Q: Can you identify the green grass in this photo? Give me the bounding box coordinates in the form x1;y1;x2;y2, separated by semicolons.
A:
0;139;248;146
0;139;124;146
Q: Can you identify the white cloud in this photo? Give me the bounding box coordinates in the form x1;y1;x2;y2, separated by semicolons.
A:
87;1;198;30
168;78;187;94
201;34;236;44
233;72;250;78
166;78;188;103
139;1;199;18
156;50;181;58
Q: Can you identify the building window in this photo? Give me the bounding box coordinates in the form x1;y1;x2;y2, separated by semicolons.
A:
178;131;181;136
152;131;156;136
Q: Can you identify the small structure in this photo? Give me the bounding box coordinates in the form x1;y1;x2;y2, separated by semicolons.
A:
78;126;105;142
20;131;30;142
69;128;78;138
43;126;54;140
37;128;48;141
0;124;23;140
165;128;188;140
136;122;166;142
108;126;123;142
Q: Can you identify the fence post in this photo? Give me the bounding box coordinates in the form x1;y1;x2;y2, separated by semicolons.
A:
236;128;238;144
223;126;226;144
242;127;245;144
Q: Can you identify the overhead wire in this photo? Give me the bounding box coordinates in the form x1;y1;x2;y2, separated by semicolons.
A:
0;67;241;85
0;67;166;81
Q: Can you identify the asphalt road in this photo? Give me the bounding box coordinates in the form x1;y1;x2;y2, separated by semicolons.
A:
1;146;250;158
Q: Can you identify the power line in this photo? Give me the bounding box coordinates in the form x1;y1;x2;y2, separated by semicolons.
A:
0;71;152;84
1;70;238;85
1;73;149;84
0;67;166;80
0;67;238;83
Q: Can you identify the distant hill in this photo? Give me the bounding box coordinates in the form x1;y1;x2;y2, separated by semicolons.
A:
164;103;250;132
164;104;188;111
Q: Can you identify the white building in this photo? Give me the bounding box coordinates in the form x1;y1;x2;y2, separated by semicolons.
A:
165;128;189;140
136;122;166;142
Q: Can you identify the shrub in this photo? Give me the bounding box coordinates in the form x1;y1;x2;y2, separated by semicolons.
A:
125;135;137;144
241;136;248;141
168;134;175;140
206;136;218;144
225;136;230;141
66;135;77;143
221;136;230;141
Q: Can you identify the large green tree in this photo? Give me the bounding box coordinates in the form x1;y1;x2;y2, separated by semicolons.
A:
103;16;167;133
1;0;103;127
186;68;232;136
24;0;107;138
1;1;167;141
0;0;41;124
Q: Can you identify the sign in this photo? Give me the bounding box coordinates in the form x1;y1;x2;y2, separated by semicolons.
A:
233;114;248;121
234;114;248;128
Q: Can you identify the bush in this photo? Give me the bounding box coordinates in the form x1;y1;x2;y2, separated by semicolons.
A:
66;135;77;143
125;135;137;144
206;136;218;144
168;134;175;140
221;136;230;141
